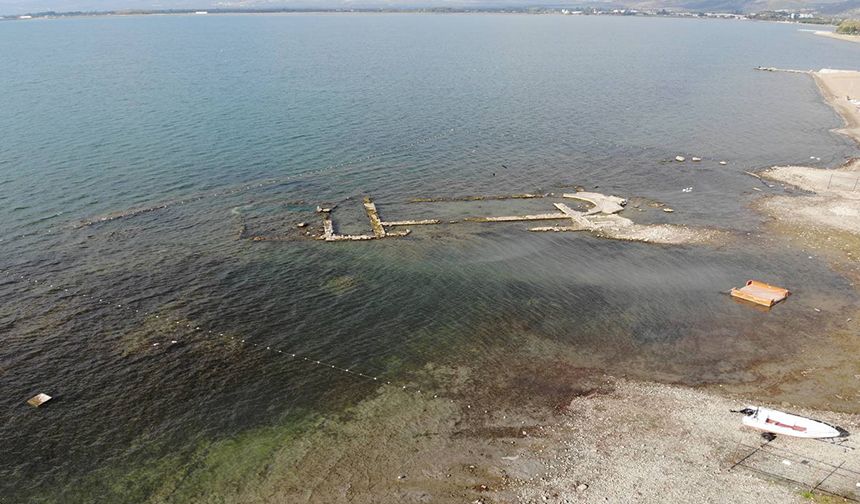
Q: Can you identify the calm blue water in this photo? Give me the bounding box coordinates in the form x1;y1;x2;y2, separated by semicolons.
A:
1;13;859;502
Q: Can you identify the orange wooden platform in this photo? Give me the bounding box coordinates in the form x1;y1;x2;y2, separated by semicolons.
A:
730;280;790;307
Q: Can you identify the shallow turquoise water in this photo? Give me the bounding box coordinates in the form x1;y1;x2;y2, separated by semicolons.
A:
1;13;859;502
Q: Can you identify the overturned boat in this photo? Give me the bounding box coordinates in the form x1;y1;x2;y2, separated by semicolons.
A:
735;406;848;439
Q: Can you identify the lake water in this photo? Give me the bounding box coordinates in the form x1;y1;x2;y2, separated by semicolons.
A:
1;13;859;502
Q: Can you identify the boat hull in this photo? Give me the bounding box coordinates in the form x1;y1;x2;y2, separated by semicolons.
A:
741;407;843;438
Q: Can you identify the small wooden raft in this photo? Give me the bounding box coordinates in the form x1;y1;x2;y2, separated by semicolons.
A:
27;393;52;407
730;280;790;307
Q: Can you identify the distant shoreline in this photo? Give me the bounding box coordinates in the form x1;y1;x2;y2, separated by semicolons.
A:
1;10;704;21
0;7;840;26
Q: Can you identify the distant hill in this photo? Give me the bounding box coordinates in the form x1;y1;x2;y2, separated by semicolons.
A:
1;0;858;17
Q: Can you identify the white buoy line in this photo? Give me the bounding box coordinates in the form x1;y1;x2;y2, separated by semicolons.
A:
0;268;431;396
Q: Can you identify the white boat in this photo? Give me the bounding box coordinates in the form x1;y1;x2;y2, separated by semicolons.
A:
736;406;847;439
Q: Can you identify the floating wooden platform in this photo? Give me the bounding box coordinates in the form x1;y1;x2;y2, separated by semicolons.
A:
730;280;791;307
27;393;52;407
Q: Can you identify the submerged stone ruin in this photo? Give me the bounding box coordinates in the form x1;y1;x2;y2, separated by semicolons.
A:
317;197;439;242
299;191;719;245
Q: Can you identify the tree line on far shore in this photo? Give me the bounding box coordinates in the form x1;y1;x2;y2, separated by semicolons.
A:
836;19;860;34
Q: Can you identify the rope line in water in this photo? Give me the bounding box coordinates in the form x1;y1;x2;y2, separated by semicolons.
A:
0;269;430;396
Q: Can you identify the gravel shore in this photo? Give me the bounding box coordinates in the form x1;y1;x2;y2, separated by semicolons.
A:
514;378;860;504
212;370;860;504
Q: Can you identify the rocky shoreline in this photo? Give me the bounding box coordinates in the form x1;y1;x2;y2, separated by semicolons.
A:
173;364;860;504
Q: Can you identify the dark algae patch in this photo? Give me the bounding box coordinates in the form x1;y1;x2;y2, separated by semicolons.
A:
42;412;320;504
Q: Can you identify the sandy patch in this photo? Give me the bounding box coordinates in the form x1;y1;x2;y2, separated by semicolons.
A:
813;69;860;146
815;31;860;46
